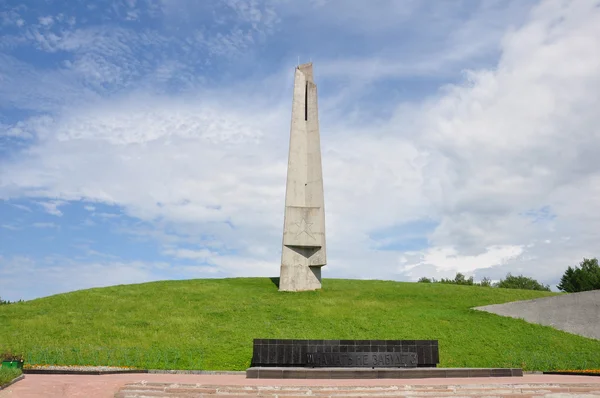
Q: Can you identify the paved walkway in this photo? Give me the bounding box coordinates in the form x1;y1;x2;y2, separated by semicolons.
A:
1;373;600;397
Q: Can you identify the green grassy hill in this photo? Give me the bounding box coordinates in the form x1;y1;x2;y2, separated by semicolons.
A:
1;278;599;371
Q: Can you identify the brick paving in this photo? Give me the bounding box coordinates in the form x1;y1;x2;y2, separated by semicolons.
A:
1;373;600;398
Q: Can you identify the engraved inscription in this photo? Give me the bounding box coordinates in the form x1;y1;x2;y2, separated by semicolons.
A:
306;352;417;368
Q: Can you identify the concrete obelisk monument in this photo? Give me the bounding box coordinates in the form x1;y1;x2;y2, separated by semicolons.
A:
279;63;327;292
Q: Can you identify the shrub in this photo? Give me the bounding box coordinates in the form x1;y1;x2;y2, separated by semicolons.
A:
494;273;550;291
1;351;24;362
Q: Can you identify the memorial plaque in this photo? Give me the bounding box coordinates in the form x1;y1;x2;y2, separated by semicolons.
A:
306;352;417;368
251;339;438;368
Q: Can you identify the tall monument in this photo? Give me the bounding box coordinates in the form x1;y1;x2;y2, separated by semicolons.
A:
279;62;327;292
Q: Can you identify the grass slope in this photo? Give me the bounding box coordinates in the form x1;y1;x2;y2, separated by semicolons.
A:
0;367;22;386
1;278;599;371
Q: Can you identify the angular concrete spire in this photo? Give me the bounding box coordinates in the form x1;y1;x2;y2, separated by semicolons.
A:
279;63;327;292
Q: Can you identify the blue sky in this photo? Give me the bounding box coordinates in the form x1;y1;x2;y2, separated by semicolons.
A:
2;0;600;301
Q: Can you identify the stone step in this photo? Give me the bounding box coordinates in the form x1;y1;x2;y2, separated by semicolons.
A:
246;367;522;379
115;383;600;398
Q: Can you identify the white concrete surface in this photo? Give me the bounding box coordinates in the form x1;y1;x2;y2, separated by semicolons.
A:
475;289;600;340
279;63;327;292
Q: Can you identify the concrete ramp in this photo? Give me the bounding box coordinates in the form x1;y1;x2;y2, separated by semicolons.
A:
475;290;600;340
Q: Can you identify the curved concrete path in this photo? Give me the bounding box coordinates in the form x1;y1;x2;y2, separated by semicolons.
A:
1;373;600;397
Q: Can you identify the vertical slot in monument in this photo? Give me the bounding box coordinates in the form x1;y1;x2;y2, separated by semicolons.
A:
304;82;308;121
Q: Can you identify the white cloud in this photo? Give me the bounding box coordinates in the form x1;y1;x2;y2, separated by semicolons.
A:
36;200;67;216
161;248;216;260
32;222;57;228
397;0;600;281
11;204;31;212
403;245;525;275
38;16;54;26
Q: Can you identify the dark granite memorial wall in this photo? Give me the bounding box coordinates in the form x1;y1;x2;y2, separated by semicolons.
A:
251;339;439;368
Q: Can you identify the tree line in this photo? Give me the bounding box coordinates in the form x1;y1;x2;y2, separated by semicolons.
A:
418;257;600;292
0;297;23;305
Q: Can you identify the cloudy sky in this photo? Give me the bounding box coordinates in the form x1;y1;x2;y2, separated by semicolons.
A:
1;0;599;301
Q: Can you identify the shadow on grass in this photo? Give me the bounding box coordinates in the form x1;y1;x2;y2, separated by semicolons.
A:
269;277;280;289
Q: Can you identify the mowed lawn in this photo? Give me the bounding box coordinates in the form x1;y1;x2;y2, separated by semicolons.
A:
1;278;599;371
0;367;22;386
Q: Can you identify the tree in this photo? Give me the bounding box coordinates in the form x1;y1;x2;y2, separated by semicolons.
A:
494;273;550;291
480;277;492;287
557;258;600;293
440;273;474;286
418;277;432;283
557;266;577;293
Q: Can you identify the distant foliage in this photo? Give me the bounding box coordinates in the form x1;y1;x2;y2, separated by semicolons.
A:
494;273;550;292
417;273;490;287
417;273;549;291
440;273;474;286
557;258;600;293
0;297;22;305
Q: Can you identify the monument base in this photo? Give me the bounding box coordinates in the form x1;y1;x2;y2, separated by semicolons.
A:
246;367;523;379
279;264;322;291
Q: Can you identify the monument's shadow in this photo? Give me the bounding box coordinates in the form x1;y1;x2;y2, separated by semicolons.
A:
269;277;280;288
